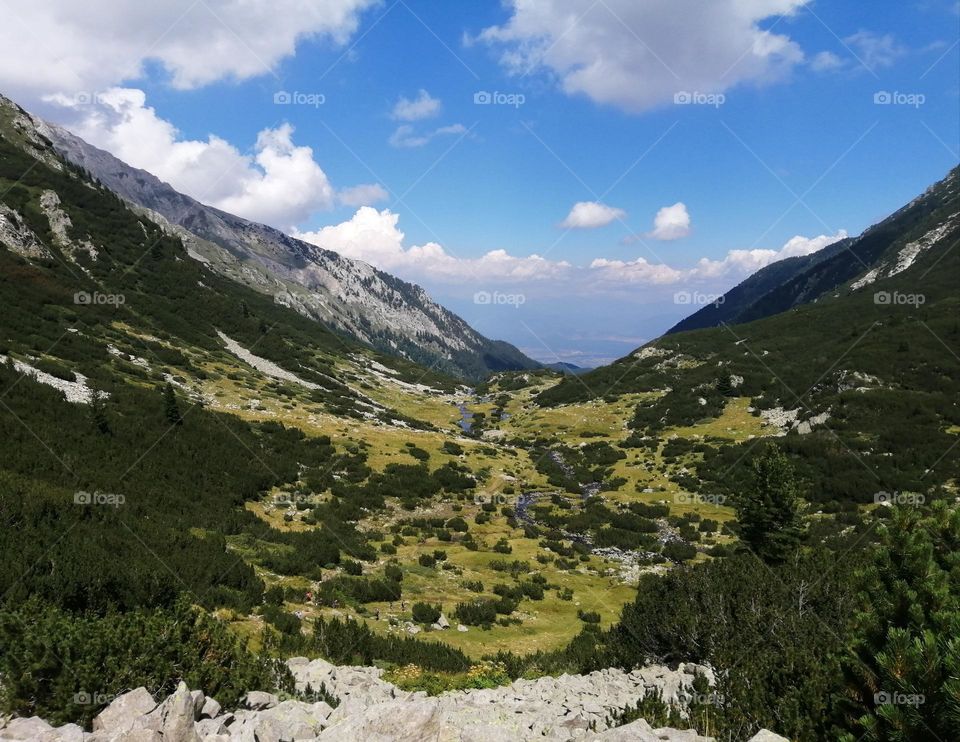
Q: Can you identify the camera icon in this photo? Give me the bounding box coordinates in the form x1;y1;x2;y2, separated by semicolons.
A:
674;91;692;104
874;491;891;505
74;490;92;505
473;291;492;305
73;691;92;705
474;91;492;105
74;291;91;305
873;91;892;105
274;90;292;105
673;291;692;305
874;691;891;705
873;291;891;305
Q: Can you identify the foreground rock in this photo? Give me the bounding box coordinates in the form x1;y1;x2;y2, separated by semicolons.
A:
0;658;787;741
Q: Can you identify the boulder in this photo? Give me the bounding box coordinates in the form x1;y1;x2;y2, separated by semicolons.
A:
136;682;200;742
319;698;452;741
436;613;450;629
38;723;85;742
189;690;205;719
241;691;279;710
199;696;222;720
87;731;162;742
0;716;54;739
92;688;157;733
195;717;229;737
748;732;790;742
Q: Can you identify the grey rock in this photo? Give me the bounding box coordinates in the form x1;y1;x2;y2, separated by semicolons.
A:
242;691;279;710
137;682;200;742
0;716;54;739
190;690;205;719
93;688;157;733
748;732;791;742
195;717;229;736
199;696;222;720
38;723;85;742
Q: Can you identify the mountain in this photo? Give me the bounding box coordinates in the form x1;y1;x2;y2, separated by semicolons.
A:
539;167;960;502
2;94;537;380
668;166;959;333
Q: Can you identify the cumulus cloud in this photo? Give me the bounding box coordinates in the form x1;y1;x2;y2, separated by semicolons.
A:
588;257;685;285
689;231;847;279
337;183;389;207
51;87;377;230
560;201;626;229
810;51;845;72
0;0;377;101
647;202;691;241
389;123;468;148
479;0;806;113
294;205;845;300
295;207;571;282
844;31;907;71
391;90;442;121
590;231;847;285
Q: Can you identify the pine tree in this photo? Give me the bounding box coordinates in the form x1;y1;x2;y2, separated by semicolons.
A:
716;374;733;396
162;382;182;426
89;389;110;435
836;502;960;741
735;446;803;563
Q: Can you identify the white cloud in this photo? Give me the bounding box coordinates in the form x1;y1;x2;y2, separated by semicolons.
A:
52;87;375;230
560;201;626;229
591;231;847;285
0;0;377;101
392;90;442;121
647;202;691;240
810;51;845;72
296;205;845;296
479;0;806;113
295;207;571;282
338;183;389;207
844;31;907;71
588;257;685;284
389;123;468;148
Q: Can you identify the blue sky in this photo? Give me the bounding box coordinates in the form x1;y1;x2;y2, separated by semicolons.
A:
2;0;957;365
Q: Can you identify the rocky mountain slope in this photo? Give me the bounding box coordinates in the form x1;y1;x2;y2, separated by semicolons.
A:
0;657;786;741
669;166;959;333
0;93;537;380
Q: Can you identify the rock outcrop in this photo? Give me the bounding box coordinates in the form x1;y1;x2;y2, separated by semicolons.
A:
0;659;787;741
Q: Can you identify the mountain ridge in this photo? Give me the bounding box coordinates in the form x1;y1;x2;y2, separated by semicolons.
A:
2;94;537;380
667;165;959;334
